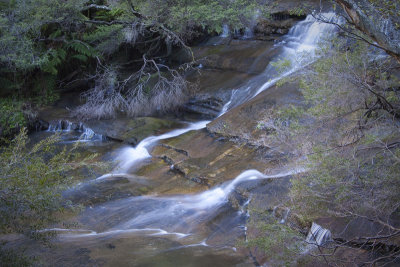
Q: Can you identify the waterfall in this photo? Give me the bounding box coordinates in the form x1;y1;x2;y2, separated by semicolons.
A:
47;120;104;142
242;10;259;40
47;120;75;132
242;27;254;39
220;24;230;38
220;12;343;115
38;14;344;263
306;222;332;246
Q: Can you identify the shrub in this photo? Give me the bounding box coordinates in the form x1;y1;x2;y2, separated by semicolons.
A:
0;99;28;137
0;128;99;240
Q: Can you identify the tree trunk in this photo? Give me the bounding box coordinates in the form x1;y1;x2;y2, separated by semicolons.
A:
335;0;400;63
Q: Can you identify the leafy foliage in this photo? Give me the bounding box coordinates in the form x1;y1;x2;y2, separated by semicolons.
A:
0;99;28;136
0;245;36;267
41;48;67;75
32;74;59;106
292;145;400;220
270;33;400;264
243;208;306;266
0;128;99;240
83;24;124;55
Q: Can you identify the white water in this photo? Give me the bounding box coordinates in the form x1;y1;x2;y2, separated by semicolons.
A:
47;120;104;142
79;125;104;141
47;120;73;132
40;227;190;240
96;120;210;177
40;14;340;261
59;168;304;239
306;222;332;246
220;24;230;38
220;12;343;115
143;168;300;223
242;27;254;39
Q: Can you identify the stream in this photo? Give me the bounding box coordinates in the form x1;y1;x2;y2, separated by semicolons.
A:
17;13;340;266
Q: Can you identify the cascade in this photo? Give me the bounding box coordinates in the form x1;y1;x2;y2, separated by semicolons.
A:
47;120;74;132
220;24;230;38
33;13;345;264
53;169;304;238
220;12;343;114
79;125;104;142
47;120;104;142
97;120;210;175
87;12;337;250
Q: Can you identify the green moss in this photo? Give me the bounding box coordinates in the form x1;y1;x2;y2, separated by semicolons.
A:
137;186;150;194
204;46;224;56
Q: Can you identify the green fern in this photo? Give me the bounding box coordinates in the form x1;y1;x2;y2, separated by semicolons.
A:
83;25;124;55
71;54;88;62
41;48;67;75
49;29;62;39
83;25;123;43
66;40;97;57
93;8;124;21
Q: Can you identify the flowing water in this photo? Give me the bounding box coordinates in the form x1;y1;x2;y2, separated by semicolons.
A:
110;120;210;173
221;13;342;113
15;13;342;266
306;222;332;246
47;119;105;142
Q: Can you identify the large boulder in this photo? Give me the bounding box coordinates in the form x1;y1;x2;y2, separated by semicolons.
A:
254;0;331;40
191;39;278;75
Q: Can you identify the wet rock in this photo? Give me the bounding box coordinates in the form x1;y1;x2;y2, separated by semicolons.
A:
107;243;116;250
190;176;210;186
85;117;183;145
254;16;298;38
183;95;223;119
64;175;151;206
31;119;49;131
207;81;306;154
150;129;280;187
160;144;189;156
190;39;278;75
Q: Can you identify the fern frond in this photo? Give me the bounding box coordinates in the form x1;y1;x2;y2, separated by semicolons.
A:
66;40;97;57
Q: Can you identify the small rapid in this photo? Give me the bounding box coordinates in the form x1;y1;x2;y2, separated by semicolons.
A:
47;119;105;142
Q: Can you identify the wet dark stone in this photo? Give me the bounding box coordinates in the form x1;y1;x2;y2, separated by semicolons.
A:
183;95;223;119
190;176;210;186
107;243;116;250
32;119;49;131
